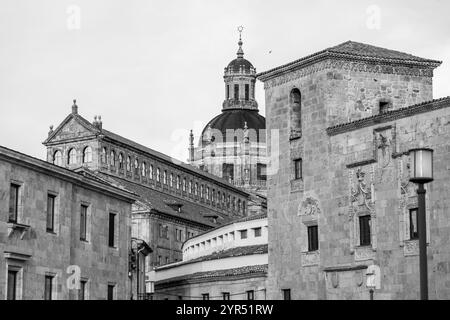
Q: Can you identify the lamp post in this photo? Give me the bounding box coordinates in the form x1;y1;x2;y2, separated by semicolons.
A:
408;148;434;300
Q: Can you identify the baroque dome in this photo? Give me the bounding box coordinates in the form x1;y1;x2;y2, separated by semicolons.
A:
200;109;266;146
227;58;254;73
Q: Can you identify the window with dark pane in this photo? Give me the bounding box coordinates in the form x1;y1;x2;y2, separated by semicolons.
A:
247;290;254;300
47;194;56;232
307;225;319;252
108;212;116;247
44;275;53;300
282;289;291;300
107;284;115;300
202;293;209;300
409;208;419;240
234;84;239;100
79;280;87;300
80;204;88;241
294;159;303;180
9;183;20;223
7;269;18;300
359;215;372;246
222;292;230;300
245;84;249;101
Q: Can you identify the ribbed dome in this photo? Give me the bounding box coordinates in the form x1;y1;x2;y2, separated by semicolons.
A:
200;109;266;146
227;58;254;73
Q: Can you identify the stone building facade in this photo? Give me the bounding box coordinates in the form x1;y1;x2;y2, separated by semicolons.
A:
188;32;267;196
257;41;450;299
0;145;136;300
149;214;268;300
42;103;262;284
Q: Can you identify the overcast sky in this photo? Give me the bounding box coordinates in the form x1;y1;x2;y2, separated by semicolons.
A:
1;0;449;162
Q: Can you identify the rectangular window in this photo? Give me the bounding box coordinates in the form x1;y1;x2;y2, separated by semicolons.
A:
80;205;88;241
222;292;230;300
108;212;116;247
234;84;239;100
245;84;249;101
9;183;20;223
257;163;267;181
107;284;115;300
202;293;209;300
44;275;54;300
247;290;254;300
359;215;372;246
240;230;248;239
307;225;319;252
46;194;56;232
7;270;18;300
282;289;291;300
294;159;303;180
227;85;230;99
79;280;87;300
409;208;419;240
254;227;262;238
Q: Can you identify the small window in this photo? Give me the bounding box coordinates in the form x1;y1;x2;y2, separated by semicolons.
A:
110;150;116;166
163;170;167;184
83;147;92;163
47;194;56;232
282;289;291;300
409;208;419;240
79;280;88;300
257;163;267;181
9;183;20;223
177;175;181;190
226;85;230;99
80;204;88;241
182;178;186;192
156;168;161;182
170;173;174;188
379;101;392;114
134;159;139;175
307;225;319;252
294;159;303;180
126;156;131;171
359;215;372;246
7;269;18;300
247;290;254;300
68;148;77;165
141;162;146;177
44;275;54;300
202;293;209;300
108;213;116;247
101;147;107;163
107;284;115;300
222;292;230;300
149;165;154;179
254;227;262;238
240;230;248;239
234;84;239;100
53;151;62;166
118;153;123;169
245;84;249;101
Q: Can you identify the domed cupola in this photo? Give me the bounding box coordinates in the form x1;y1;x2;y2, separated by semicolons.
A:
222;27;258;111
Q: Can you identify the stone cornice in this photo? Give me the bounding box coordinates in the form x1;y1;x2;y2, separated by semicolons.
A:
258;58;437;89
327;97;450;136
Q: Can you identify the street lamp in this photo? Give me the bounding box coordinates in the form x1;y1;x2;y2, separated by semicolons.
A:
409;148;434;300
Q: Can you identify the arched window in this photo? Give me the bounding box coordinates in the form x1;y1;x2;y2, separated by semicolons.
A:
149;165;154;179
194;183;198;196
126;156;131;171
182;178;186;192
200;185;204;198
110;150;116;166
170;173;174;188
163;170;167;184
156;168;160;182
118;153;123;169
141;162;146;177
83;147;92;163
206;187;210;201
176;175;181;190
134;159;139;175
238;199;242;213
68;148;77;165
101;147;107;163
189;180;192;194
53;150;62;166
290;88;302;139
242;201;246;215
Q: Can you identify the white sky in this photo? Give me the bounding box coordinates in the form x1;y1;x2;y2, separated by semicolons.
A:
1;0;449;162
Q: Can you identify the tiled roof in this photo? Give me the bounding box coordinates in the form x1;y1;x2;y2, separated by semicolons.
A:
157;244;268;270
257;41;442;80
327;96;450;136
96;172;236;228
156;264;268;286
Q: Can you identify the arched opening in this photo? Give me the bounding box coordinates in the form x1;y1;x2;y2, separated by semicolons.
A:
110;150;116;166
141;162;146;177
68;148;77;165
290;88;302;140
101;147;107;163
53;150;62;166
134;158;139;175
118;153;123;169
83;147;92;163
126;156;131;171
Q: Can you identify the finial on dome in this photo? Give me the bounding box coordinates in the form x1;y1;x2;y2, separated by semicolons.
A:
237;26;244;58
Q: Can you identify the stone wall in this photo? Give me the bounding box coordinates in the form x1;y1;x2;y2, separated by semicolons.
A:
263;56;450;299
0;153;132;300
